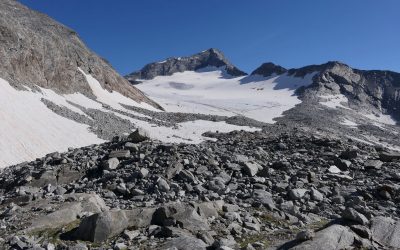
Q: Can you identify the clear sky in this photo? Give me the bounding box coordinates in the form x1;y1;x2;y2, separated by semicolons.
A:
19;0;400;75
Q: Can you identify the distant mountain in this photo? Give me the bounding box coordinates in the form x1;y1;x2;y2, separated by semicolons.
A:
125;48;247;84
251;61;400;121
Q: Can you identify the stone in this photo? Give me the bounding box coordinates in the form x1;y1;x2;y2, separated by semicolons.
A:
379;151;400;162
350;225;371;239
128;128;150;143
157;178;170;192
138;168;149;178
296;230;315;241
328;165;341;174
178;170;197;183
288;189;308;200
310;188;324;202
291;224;356;250
370;216;400;248
364;160;383;170
342;207;369;225
103;158;119;170
27;194;108;232
334;158;351;171
123;229;140;240
74;208;154;243
109;150;130;159
242;161;262;177
340;149;358;159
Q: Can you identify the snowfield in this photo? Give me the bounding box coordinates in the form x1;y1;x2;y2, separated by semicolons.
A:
0;78;105;168
0;69;259;168
136;68;316;123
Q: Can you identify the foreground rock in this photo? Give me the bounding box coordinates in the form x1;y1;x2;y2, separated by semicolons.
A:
1;129;400;249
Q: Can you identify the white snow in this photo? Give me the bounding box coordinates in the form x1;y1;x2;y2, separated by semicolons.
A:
77;68;157;111
136;70;316;123
362;113;396;125
319;94;350;110
0;78;104;168
111;112;260;144
340;119;358;127
0;69;264;168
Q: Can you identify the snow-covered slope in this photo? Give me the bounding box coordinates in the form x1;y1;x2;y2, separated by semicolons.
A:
0;77;103;168
136;68;316;123
0;69;259;168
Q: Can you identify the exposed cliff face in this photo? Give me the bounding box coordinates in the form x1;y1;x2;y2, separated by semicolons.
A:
296;62;400;120
126;48;247;84
0;0;159;108
251;61;400;121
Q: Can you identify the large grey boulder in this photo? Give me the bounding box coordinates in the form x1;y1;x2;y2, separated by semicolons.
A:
74;207;155;243
128;128;150;143
342;207;369;225
291;224;356;250
370;216;400;248
26;194;108;232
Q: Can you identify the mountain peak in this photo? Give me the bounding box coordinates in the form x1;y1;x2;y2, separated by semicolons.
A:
251;62;287;77
126;49;247;84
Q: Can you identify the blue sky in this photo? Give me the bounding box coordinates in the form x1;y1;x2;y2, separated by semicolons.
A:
20;0;400;75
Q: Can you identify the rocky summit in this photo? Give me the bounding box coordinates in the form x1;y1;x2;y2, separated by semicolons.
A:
125;48;247;84
1;125;400;250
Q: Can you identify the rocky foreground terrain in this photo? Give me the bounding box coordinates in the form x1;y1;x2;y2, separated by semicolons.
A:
1;126;400;250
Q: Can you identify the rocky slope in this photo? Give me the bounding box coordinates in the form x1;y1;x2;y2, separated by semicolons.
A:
1;127;400;249
252;61;400;122
125;48;247;84
0;0;158;108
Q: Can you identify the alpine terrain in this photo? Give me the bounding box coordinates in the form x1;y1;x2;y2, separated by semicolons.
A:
1;1;400;250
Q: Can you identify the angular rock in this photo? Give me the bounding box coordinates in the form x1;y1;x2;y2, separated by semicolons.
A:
242;161;262;177
370;216;400;248
288;189;308;200
291;224;356;250
342;207;369;225
128;128;149;143
103;158;119;170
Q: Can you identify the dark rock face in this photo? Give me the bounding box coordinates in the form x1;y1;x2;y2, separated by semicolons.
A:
251;62;287;77
296;61;400;121
0;0;159;108
251;60;400;122
125;48;247;83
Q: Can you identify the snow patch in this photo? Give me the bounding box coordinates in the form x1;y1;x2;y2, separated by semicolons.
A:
340;119;358;127
109;112;260;144
0;78;104;168
319;94;350;109
78;68;157;111
362;113;396;126
136;70;316;123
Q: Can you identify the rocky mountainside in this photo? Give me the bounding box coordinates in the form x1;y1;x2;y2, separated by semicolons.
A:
0;0;157;108
125;48;247;84
1;127;400;249
252;61;400;122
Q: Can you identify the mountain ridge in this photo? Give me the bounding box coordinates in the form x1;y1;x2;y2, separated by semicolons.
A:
125;48;247;84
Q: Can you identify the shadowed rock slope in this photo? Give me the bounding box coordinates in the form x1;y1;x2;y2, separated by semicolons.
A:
252;61;400;122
